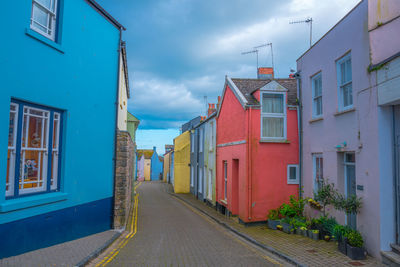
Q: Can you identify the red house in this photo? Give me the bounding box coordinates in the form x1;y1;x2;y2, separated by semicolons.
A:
216;71;299;223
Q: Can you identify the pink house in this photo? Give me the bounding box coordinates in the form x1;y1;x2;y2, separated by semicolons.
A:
216;71;299;223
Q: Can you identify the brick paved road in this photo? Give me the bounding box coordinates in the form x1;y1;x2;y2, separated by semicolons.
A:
107;182;288;267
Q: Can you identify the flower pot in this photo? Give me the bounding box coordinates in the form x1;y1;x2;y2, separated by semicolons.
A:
338;239;347;255
295;228;302;235
302;230;308;237
267;220;280;230
346;244;366;260
312;232;319;240
282;222;293;234
308;230;313;238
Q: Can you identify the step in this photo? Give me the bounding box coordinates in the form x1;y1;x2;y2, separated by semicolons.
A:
391;244;400;255
381;251;400;267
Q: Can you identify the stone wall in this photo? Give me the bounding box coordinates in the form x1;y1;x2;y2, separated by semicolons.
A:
113;130;135;230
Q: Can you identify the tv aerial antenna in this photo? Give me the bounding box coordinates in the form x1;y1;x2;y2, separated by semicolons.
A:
289;17;313;47
254;43;274;70
241;49;259;75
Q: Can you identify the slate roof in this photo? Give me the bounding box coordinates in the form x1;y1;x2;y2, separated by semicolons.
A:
230;78;297;106
137;149;154;160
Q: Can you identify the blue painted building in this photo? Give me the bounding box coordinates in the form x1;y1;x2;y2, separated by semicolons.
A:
150;147;163;181
0;0;125;258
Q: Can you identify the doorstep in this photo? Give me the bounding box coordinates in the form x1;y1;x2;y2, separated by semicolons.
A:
171;191;382;267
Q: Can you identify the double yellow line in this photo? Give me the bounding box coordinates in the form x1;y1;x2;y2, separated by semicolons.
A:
95;182;141;267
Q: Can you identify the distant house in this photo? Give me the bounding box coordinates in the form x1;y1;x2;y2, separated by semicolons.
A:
163;145;174;182
204;105;217;206
137;149;154;181
150;147;163;181
216;72;299;224
173;131;191;193
0;0;125;258
190;119;206;200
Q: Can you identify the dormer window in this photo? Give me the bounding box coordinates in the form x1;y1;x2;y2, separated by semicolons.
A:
261;92;286;140
30;0;59;41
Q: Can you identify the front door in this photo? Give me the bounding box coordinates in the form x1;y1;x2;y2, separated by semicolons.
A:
344;152;356;229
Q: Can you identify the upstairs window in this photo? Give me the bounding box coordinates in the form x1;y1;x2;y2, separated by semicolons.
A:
191;133;194;153
6;100;63;198
337;53;353;111
261;92;286;140
199;129;203;153
312;73;322;118
31;0;59;41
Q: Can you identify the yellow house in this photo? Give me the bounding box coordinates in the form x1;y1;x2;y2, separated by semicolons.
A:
173;131;190;193
144;159;151;181
163;152;170;182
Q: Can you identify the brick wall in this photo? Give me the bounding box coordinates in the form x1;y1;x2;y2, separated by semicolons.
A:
113;130;135;229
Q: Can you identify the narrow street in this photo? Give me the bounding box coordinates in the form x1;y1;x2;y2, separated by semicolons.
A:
106;182;286;267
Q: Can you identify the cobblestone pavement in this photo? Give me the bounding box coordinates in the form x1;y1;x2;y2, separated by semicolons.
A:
174;191;383;267
0;229;119;267
106;181;289;267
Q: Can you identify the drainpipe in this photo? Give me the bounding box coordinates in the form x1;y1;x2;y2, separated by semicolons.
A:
294;71;303;198
112;29;123;229
393;106;399;242
249;106;253;220
246;105;251;220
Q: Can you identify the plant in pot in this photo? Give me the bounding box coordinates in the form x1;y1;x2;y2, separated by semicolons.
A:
300;226;308;237
267;209;281;230
277;224;283;231
346;230;366;260
313;178;339;217
281;217;294;234
333;224;352;255
312;230;319;240
324;235;331;242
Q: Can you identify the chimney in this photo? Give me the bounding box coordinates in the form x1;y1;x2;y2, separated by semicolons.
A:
217;96;221;110
153;146;156;152
289;73;295;79
208;103;217;116
258;67;274;79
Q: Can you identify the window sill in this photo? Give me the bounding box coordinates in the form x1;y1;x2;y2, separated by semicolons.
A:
25;28;65;54
220;199;227;205
309;117;323;123
334;107;355;117
0;192;68;213
260;139;290;144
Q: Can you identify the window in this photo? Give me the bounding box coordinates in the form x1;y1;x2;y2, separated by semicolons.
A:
30;0;59;41
313;154;323;192
190;166;194;187
208;169;212;199
191;133;194;153
223;161;227;200
261;92;286;140
6;101;62;198
337;53;353;110
209;122;214;150
199;129;203;152
287;165;299;184
312;73;322;118
198;167;203;194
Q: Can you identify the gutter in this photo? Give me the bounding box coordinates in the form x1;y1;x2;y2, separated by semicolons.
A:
112;29;124;228
294;72;303;198
85;0;126;30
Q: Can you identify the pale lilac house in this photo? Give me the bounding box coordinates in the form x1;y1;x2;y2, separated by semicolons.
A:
296;0;400;261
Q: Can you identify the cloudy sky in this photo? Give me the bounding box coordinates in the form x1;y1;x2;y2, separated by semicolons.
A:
97;0;360;154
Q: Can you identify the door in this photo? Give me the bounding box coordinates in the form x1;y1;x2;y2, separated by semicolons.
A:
344;152;356;229
232;159;239;215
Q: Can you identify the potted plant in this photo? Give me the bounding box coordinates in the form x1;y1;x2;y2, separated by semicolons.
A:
311;230;319;240
300;226;308;237
333;224;352;255
346;230;366;260
281;218;293;234
277;224;283;231
324;235;331;242
267;209;281;230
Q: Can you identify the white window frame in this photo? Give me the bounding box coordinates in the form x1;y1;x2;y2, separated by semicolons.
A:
191;133;194;153
311;73;323;118
6;104;19;197
312;153;323;193
198;167;203;194
209;122;214;151
287;164;299;184
260;91;287;140
30;0;59;41
190;166;194;187
224;161;228;200
336;53;353;111
199;128;203;153
51;112;61;190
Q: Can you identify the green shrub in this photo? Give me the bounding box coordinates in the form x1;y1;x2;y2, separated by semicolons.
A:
332;224;352;242
267;209;280;220
347;230;364;248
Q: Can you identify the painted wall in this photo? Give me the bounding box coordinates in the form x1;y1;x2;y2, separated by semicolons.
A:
163;152;171;182
117;53;128;131
204;117;216;206
368;0;400;65
0;0;120;257
297;0;384;258
127;112;139;142
173;131;190;193
137;155;145;181
190;123;206;201
216;83;299;223
170;152;175;185
144;159;151;181
150;147;163;181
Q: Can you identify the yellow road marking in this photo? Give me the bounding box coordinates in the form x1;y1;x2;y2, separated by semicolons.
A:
173;197;283;266
95;182;141;267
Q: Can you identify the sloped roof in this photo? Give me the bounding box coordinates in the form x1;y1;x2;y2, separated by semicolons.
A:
137;149;154;159
230;78;297;106
86;0;125;30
